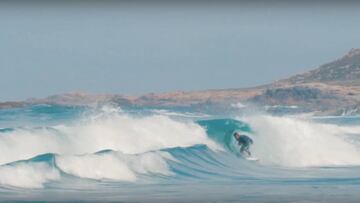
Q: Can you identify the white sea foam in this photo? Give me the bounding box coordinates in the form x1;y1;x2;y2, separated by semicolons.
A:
0;128;65;165
0;162;60;188
150;109;210;118
231;102;247;109
55;151;175;181
0;107;219;165
242;115;360;167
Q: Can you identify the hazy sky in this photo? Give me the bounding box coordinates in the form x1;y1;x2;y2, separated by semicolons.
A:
1;1;360;101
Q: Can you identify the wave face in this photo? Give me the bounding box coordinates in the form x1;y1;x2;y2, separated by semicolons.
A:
1;105;360;202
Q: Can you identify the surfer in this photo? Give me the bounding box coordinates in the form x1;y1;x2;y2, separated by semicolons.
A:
233;132;253;157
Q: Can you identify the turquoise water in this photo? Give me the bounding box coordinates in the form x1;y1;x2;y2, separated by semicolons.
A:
1;105;360;202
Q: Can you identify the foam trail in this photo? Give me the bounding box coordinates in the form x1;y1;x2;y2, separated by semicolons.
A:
55;151;175;181
243;115;360;167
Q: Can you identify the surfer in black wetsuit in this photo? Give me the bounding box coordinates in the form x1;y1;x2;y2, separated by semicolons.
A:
233;132;253;157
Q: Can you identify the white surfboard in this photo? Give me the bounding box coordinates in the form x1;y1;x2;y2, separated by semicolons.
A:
245;157;259;161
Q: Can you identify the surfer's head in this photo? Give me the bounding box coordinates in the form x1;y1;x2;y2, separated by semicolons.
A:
234;132;241;140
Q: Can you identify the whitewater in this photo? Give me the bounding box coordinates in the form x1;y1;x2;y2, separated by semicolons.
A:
1;105;360;202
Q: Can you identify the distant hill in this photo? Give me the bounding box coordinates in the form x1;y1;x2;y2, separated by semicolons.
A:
280;48;360;85
127;48;360;115
1;48;360;115
250;48;360;115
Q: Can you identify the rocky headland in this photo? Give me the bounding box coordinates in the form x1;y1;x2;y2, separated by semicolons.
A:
2;48;360;116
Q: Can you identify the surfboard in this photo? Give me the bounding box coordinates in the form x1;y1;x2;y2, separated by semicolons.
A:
245;157;259;161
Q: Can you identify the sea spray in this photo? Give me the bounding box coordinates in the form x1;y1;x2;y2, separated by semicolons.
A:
243;115;360;167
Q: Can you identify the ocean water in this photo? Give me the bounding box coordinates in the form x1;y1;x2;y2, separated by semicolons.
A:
1;105;360;202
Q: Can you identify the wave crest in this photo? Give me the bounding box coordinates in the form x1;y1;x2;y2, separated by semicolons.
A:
0;109;219;166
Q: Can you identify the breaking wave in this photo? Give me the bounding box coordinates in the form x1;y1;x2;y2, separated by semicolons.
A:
1;105;360;190
243;115;360;167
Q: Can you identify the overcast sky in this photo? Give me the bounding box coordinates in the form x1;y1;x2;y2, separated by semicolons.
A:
1;1;360;101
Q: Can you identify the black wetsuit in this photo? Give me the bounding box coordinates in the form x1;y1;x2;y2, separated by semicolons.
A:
236;135;253;156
